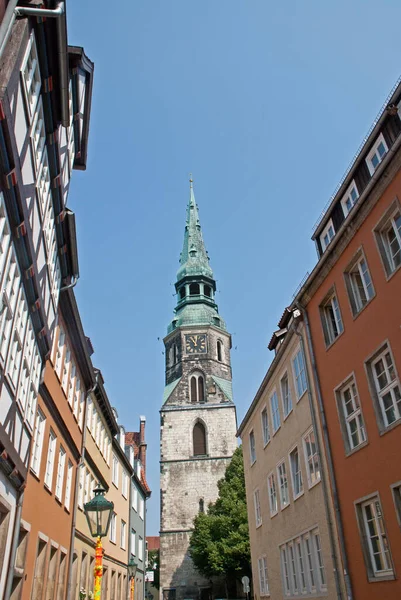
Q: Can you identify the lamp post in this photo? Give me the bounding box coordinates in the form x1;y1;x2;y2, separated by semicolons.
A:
127;557;138;600
84;484;114;600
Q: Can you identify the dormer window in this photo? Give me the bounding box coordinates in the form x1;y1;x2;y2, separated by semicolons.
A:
366;133;388;175
189;283;200;295
320;219;335;252
341;180;359;217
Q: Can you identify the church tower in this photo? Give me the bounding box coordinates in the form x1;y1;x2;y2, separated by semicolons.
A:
159;180;238;600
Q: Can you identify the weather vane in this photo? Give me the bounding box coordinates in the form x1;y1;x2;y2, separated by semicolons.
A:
189;172;193;188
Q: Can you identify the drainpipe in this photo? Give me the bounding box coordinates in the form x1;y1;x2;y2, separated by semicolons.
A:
66;381;97;600
294;304;354;600
3;490;24;600
4;2;70;127
60;275;80;292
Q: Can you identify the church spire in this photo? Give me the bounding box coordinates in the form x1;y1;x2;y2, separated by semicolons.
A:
177;177;213;281
167;178;226;334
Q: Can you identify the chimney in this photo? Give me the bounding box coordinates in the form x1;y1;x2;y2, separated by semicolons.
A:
139;416;147;474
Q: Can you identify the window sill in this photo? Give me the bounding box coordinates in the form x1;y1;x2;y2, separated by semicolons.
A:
324;330;344;352
44;483;53;495
255;522;263;529
64;506;70;514
345;439;369;457
367;572;395;583
280;502;290;512
270;511;278;519
350;294;376;321
293;491;304;502
385;261;401;282
250;459;257;467
307;479;321;491
109;539;116;546
29;468;41;482
283;409;293;422
379;417;401;437
272;426;281;438
296;389;308;404
263;440;270;450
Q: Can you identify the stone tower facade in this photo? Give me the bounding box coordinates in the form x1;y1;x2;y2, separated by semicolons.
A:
159;181;237;600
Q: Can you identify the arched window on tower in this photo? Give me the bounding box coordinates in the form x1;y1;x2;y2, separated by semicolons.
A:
193;422;207;456
204;285;211;298
199;498;205;513
217;340;223;362
189;283;200;295
190;372;205;403
179;287;186;300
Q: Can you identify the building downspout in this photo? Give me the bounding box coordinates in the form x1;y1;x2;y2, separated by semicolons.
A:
295;304;353;600
4;490;24;600
66;382;97;600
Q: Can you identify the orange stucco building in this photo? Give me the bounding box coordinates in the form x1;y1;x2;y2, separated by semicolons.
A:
296;82;401;597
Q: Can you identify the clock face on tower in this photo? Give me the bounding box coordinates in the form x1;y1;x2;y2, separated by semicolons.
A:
185;334;207;354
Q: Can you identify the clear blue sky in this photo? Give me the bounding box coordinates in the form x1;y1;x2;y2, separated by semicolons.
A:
67;0;401;534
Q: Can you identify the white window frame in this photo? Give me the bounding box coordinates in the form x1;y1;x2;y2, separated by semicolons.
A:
109;512;117;544
289;446;304;500
369;346;401;429
112;454;119;487
366;133;388;176
139;496;144;520
277;460;290;510
77;465;85;509
261;407;270;447
30;408;46;476
320;290;344;346
249;430;256;464
270;390;281;434
312;530;327;590
132;486;138;512
280;372;292;418
130;529;136;556
55;446;66;501
320;218;335;252
375;207;401;277
280;528;326;596
122;470;128;499
61;346;71;393
138;536;144;561
30;97;46;175
302;429;321;488
292;347;307;400
54;327;65;379
64;460;73;511
254;489;262;527
120;520;126;550
356;495;393;579
344;250;374;316
258;556;269;596
44;430;57;490
267;471;278;517
340;179;359;217
335;375;367;453
20;32;42;121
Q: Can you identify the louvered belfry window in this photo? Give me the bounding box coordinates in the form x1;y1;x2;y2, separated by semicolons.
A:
190;373;205;403
193;422;207;456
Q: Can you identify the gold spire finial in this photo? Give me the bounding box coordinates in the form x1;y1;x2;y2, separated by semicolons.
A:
189;173;193;189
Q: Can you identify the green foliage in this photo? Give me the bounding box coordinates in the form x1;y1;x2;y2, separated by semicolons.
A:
189;446;251;583
148;549;160;590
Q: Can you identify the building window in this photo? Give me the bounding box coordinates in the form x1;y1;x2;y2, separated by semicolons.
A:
356;496;393;579
249;430;256;464
254;489;262;527
138;536;144;561
77;465;84;509
320;289;343;346
132;486;138;512
277;460;290;509
341;179;359;217
67;362;76;407
189;371;205;403
139;496;145;520
55;446;66;501
30;408;46;476
367;345;401;430
280;528;326;597
217;340;223;362
267;472;278;516
199;498;205;513
320;218;335;252
292;347;307;399
302;429;320;488
120;520;126;549
122;471;128;499
270;391;281;433
391;483;401;528
112;454;119;487
193;421;207;456
335;376;366;453
374;205;401;277
281;372;292;418
109;513;116;544
21;32;41;120
189;283;200;295
64;461;73;511
289;447;303;499
31;98;46;175
44;430;57;490
344;251;374;316
61;347;71;393
258;556;269;596
366;133;388;175
54;326;65;378
131;529;136;556
261;408;270;447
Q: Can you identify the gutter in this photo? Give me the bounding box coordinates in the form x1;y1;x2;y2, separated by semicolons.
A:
295;304;353;600
66;382;97;600
14;2;69;127
293;314;344;600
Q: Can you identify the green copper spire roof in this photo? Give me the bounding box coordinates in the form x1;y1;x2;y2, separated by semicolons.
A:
176;180;214;280
167;178;227;334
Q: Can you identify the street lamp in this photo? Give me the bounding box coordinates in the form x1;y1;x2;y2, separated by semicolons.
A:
128;557;138;600
84;484;114;600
